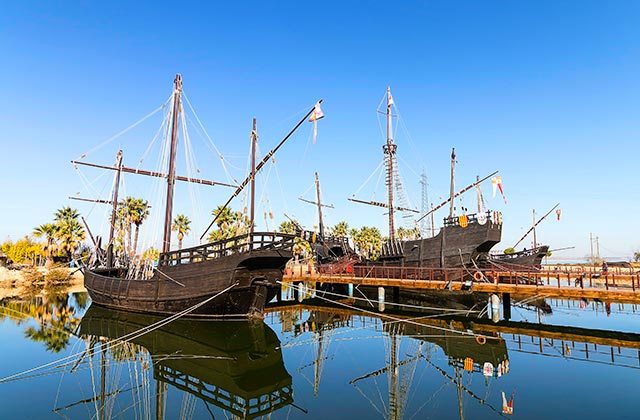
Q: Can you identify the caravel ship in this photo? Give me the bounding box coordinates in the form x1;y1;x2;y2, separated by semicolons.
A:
76;75;321;318
348;87;502;271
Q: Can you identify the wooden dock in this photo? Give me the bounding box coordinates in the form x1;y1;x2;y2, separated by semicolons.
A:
283;265;640;303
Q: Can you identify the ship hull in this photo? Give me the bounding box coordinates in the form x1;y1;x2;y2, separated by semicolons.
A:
375;214;502;269
489;245;549;270
85;242;293;319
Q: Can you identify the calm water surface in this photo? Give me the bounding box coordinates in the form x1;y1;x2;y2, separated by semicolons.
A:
0;287;639;419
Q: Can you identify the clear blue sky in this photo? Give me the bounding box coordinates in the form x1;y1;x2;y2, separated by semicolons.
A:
1;1;639;260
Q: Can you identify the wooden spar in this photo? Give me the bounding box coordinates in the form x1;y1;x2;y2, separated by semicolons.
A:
416;170;498;223
347;197;419;213
475;175;483;214
448;148;456;218
298;197;334;209
284;213;305;232
512;203;560;249
384;86;397;241
315;172;324;238
70;197;114;205
200;100;323;240
81;216;97;248
532;209;537;248
70;161;237;188
250;118;257;234
162;74;182;254
108;150;123;247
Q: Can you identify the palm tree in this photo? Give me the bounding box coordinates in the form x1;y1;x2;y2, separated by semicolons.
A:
55;218;85;262
52;206;85;262
331;221;350;238
208;206;249;242
171;214;191;249
33;223;58;267
54;207;80;223
125;197;150;255
351;226;382;260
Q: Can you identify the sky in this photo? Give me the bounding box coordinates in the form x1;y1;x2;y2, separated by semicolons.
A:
1;1;639;261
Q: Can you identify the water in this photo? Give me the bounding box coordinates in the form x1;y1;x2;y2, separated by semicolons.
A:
1;287;639;419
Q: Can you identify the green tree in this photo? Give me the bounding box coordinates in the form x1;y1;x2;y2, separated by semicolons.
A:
53;206;85;261
1;237;45;265
331;221;349;238
397;226;421;240
33;223;59;267
207;206;250;242
351;226;383;260
172;214;191;250
278;219;311;261
125;197;150;255
634;251;640;262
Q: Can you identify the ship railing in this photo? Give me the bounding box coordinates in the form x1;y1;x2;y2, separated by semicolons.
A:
157;364;293;418
443;210;501;227
158;232;296;266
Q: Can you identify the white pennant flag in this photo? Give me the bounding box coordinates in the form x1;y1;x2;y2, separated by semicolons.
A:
308;102;324;144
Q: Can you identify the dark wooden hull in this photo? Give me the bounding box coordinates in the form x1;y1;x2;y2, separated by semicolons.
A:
489;245;549;270
84;248;292;319
79;305;293;418
376;215;502;269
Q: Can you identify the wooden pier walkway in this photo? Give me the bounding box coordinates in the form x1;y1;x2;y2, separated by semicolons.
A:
283;265;640;303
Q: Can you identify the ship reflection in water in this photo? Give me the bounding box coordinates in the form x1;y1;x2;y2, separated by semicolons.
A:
77;305;294;419
2;289;640;419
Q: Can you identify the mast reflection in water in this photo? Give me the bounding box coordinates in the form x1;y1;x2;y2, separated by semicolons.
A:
2;289;640;419
77;305;294;419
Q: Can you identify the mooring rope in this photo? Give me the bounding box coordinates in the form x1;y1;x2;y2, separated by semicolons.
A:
0;282;238;384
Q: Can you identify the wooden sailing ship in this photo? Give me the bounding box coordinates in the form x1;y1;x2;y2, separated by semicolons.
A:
75;75;321;318
349;87;502;270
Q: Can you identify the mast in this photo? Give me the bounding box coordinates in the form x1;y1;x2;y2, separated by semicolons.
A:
512;203;559;249
420;171;428;236
106;150;123;267
162;74;182;253
449;148;456;218
250;118;257;234
108;150;124;246
430;203;435;238
532;209;537;248
200;100;323;240
384;87;397;241
315;172;325;238
475;175;483;214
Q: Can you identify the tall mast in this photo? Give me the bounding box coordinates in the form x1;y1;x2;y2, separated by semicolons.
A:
250;118;257;234
383;86;397;241
430;203;435;238
108;150;123;246
162;74;182;253
420;170;428;236
532;209;537;248
315;172;325;238
448;148;456;218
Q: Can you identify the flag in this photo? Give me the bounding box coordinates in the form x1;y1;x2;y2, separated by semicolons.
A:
387;88;394;106
556;209;561;221
492;176;507;204
308;102;324;144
